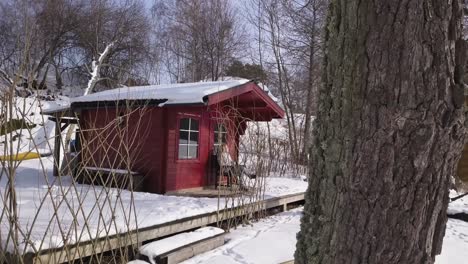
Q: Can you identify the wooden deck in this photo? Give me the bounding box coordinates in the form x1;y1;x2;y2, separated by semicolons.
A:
166;185;251;198
27;192;305;264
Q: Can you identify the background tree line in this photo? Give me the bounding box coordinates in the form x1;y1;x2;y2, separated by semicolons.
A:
0;0;154;93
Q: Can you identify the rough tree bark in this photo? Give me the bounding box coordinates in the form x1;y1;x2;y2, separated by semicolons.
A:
295;1;467;264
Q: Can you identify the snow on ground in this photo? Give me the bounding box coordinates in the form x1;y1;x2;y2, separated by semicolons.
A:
262;177;307;197
447;190;468;215
1;157;308;253
179;207;468;264
128;260;150;264
436;219;468;264
181;208;302;264
436;191;468;263
0;96;70;156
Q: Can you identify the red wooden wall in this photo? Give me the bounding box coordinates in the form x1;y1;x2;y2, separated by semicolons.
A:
78;104;241;194
79;106;167;193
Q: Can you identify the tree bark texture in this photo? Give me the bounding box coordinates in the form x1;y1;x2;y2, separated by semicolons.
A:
295;1;466;263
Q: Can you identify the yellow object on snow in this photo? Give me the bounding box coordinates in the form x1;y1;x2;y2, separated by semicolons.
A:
0;152;41;161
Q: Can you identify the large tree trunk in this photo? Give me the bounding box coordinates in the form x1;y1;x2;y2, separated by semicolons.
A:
295;1;466;263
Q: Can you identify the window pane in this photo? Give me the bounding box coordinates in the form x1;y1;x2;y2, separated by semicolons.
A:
214;133;220;144
180;118;190;130
178;145;188;159
188;146;198;158
179;131;188;144
189;132;198;144
190;119;199;130
214;134;221;144
214;123;225;133
178;117;199;159
214;123;227;145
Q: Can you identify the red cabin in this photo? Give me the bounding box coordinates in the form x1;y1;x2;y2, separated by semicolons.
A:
63;79;284;194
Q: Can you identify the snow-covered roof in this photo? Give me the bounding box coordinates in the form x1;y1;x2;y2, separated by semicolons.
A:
42;78;283;117
72;79;251;105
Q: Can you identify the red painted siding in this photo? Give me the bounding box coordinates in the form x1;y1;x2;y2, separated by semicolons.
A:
79;106;167;193
76;82;279;194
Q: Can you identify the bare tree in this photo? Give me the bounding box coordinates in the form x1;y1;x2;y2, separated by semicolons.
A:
0;0;154;95
249;0;299;163
246;0;327;165
154;0;244;82
282;0;327;162
73;0;152;90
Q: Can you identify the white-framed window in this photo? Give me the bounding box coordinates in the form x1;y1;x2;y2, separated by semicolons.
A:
178;118;199;159
214;123;227;147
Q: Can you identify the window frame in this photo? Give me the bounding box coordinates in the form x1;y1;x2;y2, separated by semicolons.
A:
177;116;200;161
213;122;228;148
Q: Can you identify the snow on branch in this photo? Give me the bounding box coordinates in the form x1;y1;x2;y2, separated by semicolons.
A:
84;42;115;95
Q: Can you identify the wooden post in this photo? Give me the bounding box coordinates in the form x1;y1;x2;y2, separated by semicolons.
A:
53;117;61;177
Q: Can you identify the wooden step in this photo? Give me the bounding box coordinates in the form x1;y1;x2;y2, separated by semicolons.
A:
139;227;225;264
155;234;225;264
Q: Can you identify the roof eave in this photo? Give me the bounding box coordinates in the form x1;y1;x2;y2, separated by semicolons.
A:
206;81;285;119
70;99;168;111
